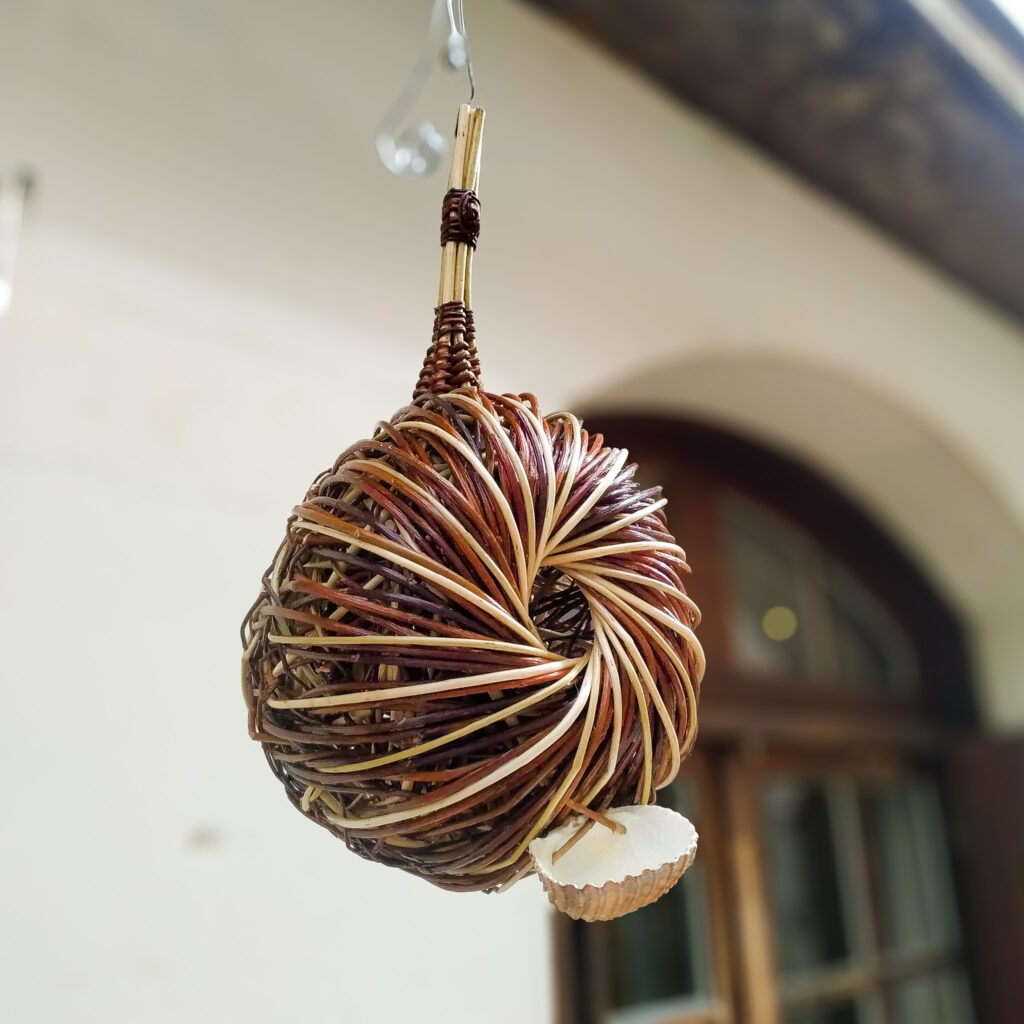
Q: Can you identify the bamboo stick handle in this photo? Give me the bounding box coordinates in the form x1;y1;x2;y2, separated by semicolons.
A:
415;103;485;400
438;104;485;307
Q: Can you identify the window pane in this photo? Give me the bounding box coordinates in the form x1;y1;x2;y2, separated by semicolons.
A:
889;975;940;1023
861;780;961;954
762;782;850;973
722;496;834;679
607;778;713;1012
721;493;919;692
830;563;918;694
784;1000;863;1024
936;970;974;1024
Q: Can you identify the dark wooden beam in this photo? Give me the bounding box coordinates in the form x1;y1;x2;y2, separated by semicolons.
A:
522;0;1024;326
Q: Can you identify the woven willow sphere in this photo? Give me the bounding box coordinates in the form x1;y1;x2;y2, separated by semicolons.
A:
242;389;704;891
240;105;704;900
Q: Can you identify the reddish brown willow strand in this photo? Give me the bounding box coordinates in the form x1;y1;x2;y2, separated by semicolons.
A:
240;104;704;892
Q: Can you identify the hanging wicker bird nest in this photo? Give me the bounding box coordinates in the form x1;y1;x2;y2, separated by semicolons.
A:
241;105;704;913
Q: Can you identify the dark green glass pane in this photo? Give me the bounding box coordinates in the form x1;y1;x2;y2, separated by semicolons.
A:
608;876;697;1006
605;778;711;1009
861;781;960;954
762;782;850;973
784;1002;860;1024
889;975;941;1023
829;563;918;693
721;492;920;691
936;970;974;1024
722;496;825;678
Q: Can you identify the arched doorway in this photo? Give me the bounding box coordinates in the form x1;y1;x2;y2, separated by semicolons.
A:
556;418;980;1024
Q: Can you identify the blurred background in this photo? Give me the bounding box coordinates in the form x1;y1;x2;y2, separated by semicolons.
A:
2;1;1023;1022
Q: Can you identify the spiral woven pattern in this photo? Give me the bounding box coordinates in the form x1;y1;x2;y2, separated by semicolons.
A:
242;388;703;891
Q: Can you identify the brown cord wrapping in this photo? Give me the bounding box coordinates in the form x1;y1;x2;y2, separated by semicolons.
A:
414;302;481;399
440;188;481;248
415;184;484;400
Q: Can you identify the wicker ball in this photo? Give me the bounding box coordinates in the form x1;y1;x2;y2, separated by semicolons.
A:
242;388;704;892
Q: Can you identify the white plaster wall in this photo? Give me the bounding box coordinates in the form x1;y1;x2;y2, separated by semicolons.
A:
2;1;1023;1022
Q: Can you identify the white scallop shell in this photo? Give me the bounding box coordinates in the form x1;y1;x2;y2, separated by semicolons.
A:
529;804;698;921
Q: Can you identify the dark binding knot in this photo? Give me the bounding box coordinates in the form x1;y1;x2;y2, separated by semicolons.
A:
440;188;481;248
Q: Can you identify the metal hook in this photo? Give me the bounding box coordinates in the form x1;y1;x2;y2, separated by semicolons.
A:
376;0;476;179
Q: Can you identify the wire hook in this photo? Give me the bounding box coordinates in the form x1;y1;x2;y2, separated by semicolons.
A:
376;0;476;179
0;166;34;317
